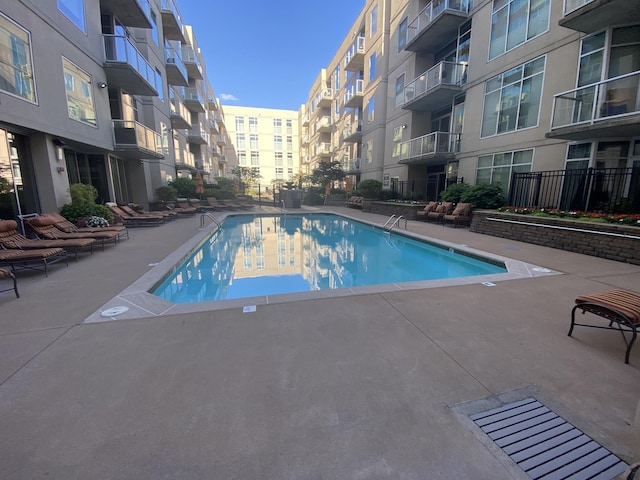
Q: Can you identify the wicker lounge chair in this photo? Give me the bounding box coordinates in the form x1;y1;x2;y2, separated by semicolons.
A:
44;212;129;241
106;204;164;227
416;201;438;220
569;289;640;364
0;247;68;276
120;204;174;220
0;267;19;298
443;203;473;228
426;202;454;223
175;200;198;214
25;215;120;249
0;219;95;261
205;197;229;210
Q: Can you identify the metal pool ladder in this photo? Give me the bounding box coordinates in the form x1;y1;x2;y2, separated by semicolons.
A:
200;212;221;229
382;214;407;232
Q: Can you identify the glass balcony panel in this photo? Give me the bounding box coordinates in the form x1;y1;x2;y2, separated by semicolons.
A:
113;120;162;157
103;35;159;95
165;47;188;86
160;0;186;41
406;0;470;52
399;132;460;163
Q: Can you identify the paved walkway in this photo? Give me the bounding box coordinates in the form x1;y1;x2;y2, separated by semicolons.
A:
1;206;639;479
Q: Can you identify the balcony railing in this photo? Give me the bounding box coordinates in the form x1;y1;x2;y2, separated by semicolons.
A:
315;116;332;132
342;122;362;142
181;46;203;79
399;61;467;108
551;71;640;130
103;34;160;96
315;89;333;107
344;36;365;70
564;0;593;15
113;120;163;157
398;131;460;163
316;143;332;156
406;0;470;50
344;79;364;107
169;88;191;129
188;122;209;145
344;158;360;171
181;86;205;112
160;0;185;41
165;47;188;86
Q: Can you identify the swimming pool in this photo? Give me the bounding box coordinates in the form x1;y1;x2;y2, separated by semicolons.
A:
152;214;507;304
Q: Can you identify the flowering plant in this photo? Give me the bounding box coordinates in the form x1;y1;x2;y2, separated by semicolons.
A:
497;207;640;227
85;216;109;228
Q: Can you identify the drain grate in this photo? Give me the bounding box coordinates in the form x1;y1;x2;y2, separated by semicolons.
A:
470;397;628;480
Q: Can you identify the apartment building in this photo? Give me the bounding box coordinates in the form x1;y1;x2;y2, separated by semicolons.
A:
0;0;226;226
301;0;640;204
223;105;300;186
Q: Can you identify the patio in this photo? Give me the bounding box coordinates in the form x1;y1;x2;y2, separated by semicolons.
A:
0;206;638;479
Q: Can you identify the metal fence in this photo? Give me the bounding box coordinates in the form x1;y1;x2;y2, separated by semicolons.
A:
507;167;640;214
390;177;463;201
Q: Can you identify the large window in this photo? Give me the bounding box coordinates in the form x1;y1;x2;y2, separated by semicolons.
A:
236;134;246;149
489;0;550;60
235;116;245;132
238;151;246;165
58;0;85;33
249;134;259;149
63;57;96;126
286;136;292;151
476;149;533;194
250;151;259;166
249;116;258;133
395;73;405;107
369;53;377;81
275;152;283;166
398;18;408;53
286;119;292;134
481;56;545;137
367;97;375;123
274;135;282;150
370;6;378;37
392;126;403;158
0;14;36;102
273;118;282;134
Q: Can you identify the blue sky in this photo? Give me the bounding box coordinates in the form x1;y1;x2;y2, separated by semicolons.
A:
177;1;366;111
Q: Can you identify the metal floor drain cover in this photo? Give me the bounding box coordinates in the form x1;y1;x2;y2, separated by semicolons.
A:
470;397;628;479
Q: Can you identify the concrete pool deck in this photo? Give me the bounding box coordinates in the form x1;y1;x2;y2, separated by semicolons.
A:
1;205;639;479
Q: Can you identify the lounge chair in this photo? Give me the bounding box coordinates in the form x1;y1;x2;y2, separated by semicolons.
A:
345;196;363;209
44;212;129;241
0;219;95;261
0;247;68;276
235;197;254;209
106;204;164;227
205;197;229;211
0;267;19;298
174;200;198;215
443;203;473;228
120;204;174;220
426;202;454;223
416;201;438;220
25;215;120;249
569;289;640;364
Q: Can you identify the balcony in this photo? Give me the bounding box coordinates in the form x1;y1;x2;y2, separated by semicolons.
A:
160;0;186;42
113;120;163;159
342;122;362;143
344;36;365;71
316;116;332;133
215;134;226;146
214;112;225;127
207;95;218;111
302;113;310;126
188;122;209;145
181;46;203;80
547;71;640;141
398;131;460;165
316;143;332;157
559;0;640;34
165;47;188;87
102;35;160;96
344;158;360;173
301;134;310;145
208;117;219;134
218;155;228;164
343;79;364;108
101;0;151;28
175;149;195;170
169;88;191;129
315;89;333;108
400;61;467;111
181;87;205;113
406;0;470;54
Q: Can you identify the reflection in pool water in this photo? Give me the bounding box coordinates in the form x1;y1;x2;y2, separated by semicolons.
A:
152;214;506;304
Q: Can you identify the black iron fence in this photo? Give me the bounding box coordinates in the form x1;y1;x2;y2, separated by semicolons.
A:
507;167;640;214
390;177;464;202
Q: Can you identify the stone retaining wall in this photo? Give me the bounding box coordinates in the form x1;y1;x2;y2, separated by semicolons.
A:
470;210;640;265
367;201;429;220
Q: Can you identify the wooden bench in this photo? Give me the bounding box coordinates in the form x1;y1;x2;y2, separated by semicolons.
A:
569;289;640;364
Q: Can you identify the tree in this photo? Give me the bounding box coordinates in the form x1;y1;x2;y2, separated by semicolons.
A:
310;161;346;187
232;166;262;185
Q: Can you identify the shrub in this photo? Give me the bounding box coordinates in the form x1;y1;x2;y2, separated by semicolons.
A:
460;183;506;209
356;179;383;199
302;192;323;205
60;203;114;225
169;177;196;198
440;183;471;203
69;183;98;205
156;185;177;202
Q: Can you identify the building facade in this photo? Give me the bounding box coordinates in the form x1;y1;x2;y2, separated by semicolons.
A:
0;0;227;226
300;0;640;204
223;105;300;187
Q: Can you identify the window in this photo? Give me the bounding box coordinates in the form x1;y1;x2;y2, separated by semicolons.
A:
369;53;377;81
287;152;293;167
275;152;283;166
481;56;545;137
287;168;294;178
286;136;292;151
274;135;282;150
489;0;550;60
238;151;246;165
286;119;292;134
365;139;373;164
236;134;246;149
250;151;259;165
150;9;159;45
57;0;85;33
0;14;36;102
333;65;340;92
565;143;591;169
275;167;284;179
395;73;405;107
273;118;282;134
249;116;258;133
476;149;533;194
235;116;245;132
366;97;375;123
155;68;163;100
392;126;404;158
370;6;378;37
398;18;408;52
63;57;96;126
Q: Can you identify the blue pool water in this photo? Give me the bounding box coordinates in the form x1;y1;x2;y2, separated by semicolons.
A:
152;214;506;304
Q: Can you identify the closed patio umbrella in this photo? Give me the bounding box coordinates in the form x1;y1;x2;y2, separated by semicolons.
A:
195;172;204;197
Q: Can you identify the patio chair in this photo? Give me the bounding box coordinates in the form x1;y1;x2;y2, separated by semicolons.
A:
0;267;19;298
25;215;120;249
206;197;229;210
416;201;438;220
443;203;473;228
0;219;95;261
44;212;129;241
120;204;174;220
174;200;198;215
569;289;640;364
0;247;68;277
106;204;164;227
426;202;454;224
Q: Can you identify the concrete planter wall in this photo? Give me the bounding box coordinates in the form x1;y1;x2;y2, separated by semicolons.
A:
368;201;431;220
470;210;640;265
